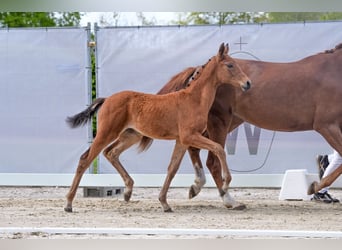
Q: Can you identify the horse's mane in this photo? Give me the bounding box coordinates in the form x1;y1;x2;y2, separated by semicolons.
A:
157;59;211;95
138;60;208;152
324;43;342;54
157;67;197;94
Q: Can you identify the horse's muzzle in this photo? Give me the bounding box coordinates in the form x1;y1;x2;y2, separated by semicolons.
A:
242;80;251;91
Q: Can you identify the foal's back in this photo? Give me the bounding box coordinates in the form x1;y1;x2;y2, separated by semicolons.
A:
98;90;187;140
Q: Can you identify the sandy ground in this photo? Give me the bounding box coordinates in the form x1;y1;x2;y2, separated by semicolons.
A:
0;186;342;239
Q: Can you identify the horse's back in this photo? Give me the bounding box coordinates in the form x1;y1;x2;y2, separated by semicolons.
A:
232;49;342;131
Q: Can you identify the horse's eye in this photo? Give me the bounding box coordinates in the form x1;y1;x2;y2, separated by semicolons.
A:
227;63;234;69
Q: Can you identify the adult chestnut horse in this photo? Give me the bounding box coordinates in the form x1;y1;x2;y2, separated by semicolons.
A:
65;43;251;212
114;43;342;205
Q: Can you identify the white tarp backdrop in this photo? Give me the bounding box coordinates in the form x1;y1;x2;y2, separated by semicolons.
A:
1;22;342;187
96;22;342;175
0;28;90;173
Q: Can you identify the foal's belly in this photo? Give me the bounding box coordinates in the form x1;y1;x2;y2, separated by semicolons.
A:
132;123;179;140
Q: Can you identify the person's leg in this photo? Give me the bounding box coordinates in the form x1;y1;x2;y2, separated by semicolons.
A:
317;154;330;180
312;150;341;203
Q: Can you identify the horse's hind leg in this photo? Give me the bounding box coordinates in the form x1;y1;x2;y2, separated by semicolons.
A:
309;125;342;194
103;129;142;202
159;141;187;212
309;164;342;195
188;147;206;199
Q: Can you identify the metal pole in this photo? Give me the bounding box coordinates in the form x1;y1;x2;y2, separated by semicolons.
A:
93;22;100;174
86;22;95;173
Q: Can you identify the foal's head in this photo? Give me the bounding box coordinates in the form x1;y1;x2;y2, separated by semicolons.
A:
210;43;251;91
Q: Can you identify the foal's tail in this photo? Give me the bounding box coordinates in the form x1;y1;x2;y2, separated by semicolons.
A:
66;98;106;128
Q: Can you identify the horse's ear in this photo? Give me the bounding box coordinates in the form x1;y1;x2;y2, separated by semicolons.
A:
218;42;225;60
225;43;229;54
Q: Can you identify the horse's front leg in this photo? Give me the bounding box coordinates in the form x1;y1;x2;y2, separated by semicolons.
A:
159;141;187;212
188;147;206;199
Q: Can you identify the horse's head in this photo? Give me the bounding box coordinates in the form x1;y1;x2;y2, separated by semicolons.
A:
214;43;251;91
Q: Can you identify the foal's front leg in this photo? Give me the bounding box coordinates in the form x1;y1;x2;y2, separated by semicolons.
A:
159;141;187;212
182;133;246;210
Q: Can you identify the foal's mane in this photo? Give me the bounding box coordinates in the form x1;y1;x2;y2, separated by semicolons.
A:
324;43;342;54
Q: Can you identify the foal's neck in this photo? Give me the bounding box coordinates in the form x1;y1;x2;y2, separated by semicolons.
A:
185;64;220;109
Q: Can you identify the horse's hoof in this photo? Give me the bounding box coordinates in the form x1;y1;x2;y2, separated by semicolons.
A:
307;181;317;195
64;207;73;213
188;185;198;199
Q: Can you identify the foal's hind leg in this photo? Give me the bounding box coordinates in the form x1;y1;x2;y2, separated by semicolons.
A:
103;129;142;202
65;136;112;212
159;141;187;212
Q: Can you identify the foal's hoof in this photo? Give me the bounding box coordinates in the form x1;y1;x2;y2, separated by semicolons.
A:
308;181;318;195
124;191;132;202
64;207;73;213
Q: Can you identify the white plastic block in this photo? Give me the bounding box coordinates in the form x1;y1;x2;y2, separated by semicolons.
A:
279;169;312;201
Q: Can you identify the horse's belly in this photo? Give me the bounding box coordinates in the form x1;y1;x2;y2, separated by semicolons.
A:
238;112;313;132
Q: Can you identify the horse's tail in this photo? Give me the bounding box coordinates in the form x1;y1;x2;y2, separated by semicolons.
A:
66;98;106;128
137;136;153;153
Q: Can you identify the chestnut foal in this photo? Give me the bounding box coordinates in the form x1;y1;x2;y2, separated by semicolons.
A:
65;43;251;212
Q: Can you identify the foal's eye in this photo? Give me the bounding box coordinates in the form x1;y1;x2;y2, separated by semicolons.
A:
227;63;234;69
